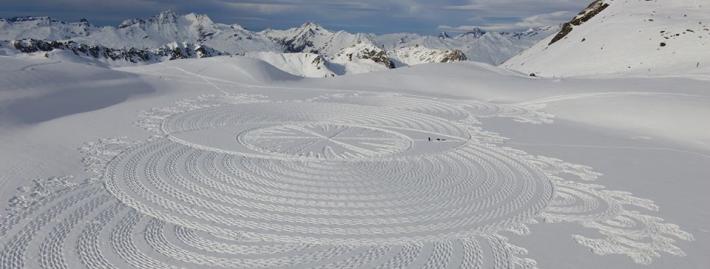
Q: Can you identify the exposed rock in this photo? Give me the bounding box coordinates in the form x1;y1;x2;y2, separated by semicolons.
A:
7;39;223;63
549;0;610;45
458;28;487;39
357;48;395;68
439;49;467;63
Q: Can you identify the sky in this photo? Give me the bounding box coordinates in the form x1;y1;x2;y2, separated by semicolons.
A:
0;0;589;34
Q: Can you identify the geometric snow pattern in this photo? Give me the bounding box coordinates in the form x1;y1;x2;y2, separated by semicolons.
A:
0;92;692;268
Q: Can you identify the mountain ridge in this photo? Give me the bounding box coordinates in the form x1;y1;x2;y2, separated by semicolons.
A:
1;11;557;76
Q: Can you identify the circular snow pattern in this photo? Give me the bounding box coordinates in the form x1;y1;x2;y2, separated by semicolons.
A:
0;184;532;269
103;98;553;244
239;123;412;160
0;93;692;268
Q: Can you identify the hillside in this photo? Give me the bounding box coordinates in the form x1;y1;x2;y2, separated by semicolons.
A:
504;0;710;77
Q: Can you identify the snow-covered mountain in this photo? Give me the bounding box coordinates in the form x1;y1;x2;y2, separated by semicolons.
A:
0;11;281;55
261;22;374;56
261;22;400;73
1;39;222;67
374;26;558;65
390;45;467;66
0;11;557;76
0;16;93;40
504;0;710;77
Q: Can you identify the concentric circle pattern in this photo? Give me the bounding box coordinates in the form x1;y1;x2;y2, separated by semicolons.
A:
0;93;692;268
105;98;554;244
239;123;412;160
0;184;532;269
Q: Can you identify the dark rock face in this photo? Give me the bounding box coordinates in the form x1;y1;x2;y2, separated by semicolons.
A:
439;50;467;63
4;16;55;23
549;0;610;45
9;39;223;63
311;54;325;65
459;28;487;39
357;48;395;69
272;22;322;54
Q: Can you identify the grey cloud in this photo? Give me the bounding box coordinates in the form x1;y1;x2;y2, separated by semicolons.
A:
0;0;590;34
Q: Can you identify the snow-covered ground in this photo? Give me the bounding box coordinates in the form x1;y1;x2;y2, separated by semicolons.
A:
1;0;709;267
504;0;710;78
0;53;708;268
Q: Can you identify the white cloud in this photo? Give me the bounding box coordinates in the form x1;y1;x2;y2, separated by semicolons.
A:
0;0;589;34
439;10;573;32
224;2;296;14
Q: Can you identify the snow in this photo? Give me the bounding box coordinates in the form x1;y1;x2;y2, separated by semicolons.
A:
504;0;710;78
390;45;465;66
0;52;708;268
374;26;558;65
0;11;560;75
246;51;336;78
1;2;709;268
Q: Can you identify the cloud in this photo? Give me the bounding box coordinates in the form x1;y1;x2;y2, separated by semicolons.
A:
439;10;574;32
223;2;297;14
0;0;588;34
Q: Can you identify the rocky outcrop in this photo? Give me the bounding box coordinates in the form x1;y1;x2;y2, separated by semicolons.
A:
7;39;223;63
549;0;610;45
390;46;468;66
439;49;467;63
357;48;395;68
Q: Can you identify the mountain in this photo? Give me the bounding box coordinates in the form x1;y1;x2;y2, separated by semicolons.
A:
261;22;369;55
0;16;93;40
373;26;558;65
0;11;281;54
262;22;396;71
504;0;710;77
0;11;559;76
390;45;467;66
1;39;222;66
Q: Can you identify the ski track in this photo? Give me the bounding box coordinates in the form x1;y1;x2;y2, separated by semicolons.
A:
0;92;692;268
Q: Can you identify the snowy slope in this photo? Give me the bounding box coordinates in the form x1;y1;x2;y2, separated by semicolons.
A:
504;0;710;77
0;55;708;269
246;51;336;78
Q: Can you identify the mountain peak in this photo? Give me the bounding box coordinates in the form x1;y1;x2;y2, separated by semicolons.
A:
299;22;326;32
458;27;486;38
182;12;215;27
5;16;54;24
118;10;185;29
152;10;179;24
438;32;451;39
76;18;92;26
